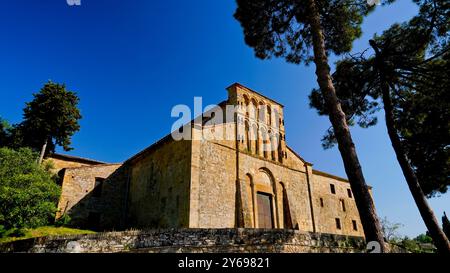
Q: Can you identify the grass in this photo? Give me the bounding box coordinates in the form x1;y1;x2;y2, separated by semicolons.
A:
0;226;96;244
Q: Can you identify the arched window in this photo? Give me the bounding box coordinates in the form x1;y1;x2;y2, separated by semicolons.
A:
261;129;269;159
260;102;267;123
271;134;276;161
245;121;251;152
249;99;257;120
243;95;250;118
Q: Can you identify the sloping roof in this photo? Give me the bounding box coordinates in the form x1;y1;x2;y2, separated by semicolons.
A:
125;100;229;165
63;163;122;170
312;169;373;189
312;169;349;183
47;153;108;165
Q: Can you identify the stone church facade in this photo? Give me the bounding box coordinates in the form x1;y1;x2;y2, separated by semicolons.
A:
49;83;371;238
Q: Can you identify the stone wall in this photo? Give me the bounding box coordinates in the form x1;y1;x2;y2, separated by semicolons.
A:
310;171;365;237
127;138;192;229
196;138;237;228
45;155;104;173
236;150;313;231
50;83;373;240
99;164;131;230
56;164;122;227
0;229;366;253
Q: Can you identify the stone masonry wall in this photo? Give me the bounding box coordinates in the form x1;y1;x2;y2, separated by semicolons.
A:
127;139;192;229
45;157;100;173
0;229;366;253
197;139;237;228
310;171;365;237
237;149;313;231
56;164;122;227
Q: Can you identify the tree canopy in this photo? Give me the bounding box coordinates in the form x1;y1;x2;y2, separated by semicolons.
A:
20;81;82;158
234;0;394;248
234;0;385;64
0;118;11;147
0;147;61;231
308;0;449;197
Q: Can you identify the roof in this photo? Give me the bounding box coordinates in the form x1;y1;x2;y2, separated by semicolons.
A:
312;169;373;189
312;169;349;183
64;163;122;170
46;153;108;165
227;82;285;108
124;100;229;165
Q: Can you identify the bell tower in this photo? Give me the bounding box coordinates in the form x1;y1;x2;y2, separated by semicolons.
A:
227;83;287;164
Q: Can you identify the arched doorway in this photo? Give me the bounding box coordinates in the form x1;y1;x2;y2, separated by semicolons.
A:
254;169;277;228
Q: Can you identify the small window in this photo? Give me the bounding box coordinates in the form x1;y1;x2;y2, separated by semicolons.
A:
92;177;105;197
320;198;324;207
340;199;346;212
330;184;336;194
352;220;358;231
347;189;353;198
335;218;341;230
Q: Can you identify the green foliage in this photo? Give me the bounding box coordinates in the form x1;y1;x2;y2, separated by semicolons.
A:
308;1;449;196
395;236;436;253
233;0;388;65
0;117;12;147
19;81;82;155
2;227;26;238
0;226;95;244
54;214;72;227
0;147;61;231
395;65;450;196
379;218;437;253
414;233;433;244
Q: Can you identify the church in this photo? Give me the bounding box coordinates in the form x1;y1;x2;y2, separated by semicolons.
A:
49;83;370;238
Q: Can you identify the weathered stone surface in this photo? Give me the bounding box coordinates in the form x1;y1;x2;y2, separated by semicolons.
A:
45;154;106;173
56;164;122;226
0;229;367;253
52;83;372;240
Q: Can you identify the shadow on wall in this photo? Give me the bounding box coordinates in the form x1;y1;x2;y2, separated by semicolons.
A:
65;164;130;231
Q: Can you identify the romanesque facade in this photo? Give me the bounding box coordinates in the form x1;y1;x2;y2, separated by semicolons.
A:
49;83;371;238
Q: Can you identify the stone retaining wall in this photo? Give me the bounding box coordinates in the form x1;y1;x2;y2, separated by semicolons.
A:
0;229;367;253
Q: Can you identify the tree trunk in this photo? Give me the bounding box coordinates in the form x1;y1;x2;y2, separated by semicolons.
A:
370;39;450;253
381;84;450;253
306;0;385;251
38;137;49;165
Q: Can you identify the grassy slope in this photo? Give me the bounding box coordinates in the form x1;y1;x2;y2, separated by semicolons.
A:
0;226;96;244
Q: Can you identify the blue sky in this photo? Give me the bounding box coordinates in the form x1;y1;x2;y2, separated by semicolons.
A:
0;0;448;237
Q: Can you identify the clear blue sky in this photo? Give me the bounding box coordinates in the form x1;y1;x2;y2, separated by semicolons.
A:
0;0;448;237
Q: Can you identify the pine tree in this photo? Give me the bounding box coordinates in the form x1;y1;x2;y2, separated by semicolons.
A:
20;81;82;164
234;0;387;250
308;0;450;253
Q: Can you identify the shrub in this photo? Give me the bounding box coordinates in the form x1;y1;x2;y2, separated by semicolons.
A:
0;147;61;231
55;214;72;227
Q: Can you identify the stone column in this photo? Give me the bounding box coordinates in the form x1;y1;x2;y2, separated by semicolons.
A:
235;179;253;228
257;125;264;157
